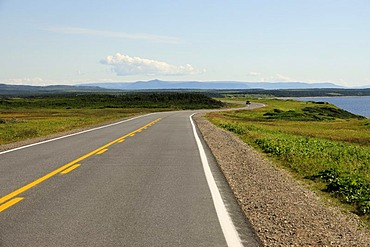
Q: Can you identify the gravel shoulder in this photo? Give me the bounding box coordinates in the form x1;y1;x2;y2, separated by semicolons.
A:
194;113;370;246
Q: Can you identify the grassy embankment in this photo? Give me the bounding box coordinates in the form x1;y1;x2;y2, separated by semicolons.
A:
208;98;370;223
0;93;225;145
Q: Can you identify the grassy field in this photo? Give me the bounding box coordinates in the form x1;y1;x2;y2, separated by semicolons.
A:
0;93;225;145
0;108;158;145
207;98;370;221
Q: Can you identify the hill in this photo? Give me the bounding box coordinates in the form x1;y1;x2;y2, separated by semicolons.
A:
81;79;342;90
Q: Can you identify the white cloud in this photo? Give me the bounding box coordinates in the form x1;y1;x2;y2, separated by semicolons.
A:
44;27;181;44
274;74;296;82
247;72;262;77
4;77;46;85
101;53;204;76
244;72;299;82
2;77;92;86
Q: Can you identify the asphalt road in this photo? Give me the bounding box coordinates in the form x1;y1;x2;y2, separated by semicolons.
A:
0;109;261;246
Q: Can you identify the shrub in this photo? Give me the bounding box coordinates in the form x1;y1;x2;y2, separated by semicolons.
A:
310;168;370;215
218;123;245;135
17;129;38;138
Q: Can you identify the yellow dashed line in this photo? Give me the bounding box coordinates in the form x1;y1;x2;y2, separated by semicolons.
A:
60;164;81;175
0;197;24;213
0;118;162;213
96;148;108;155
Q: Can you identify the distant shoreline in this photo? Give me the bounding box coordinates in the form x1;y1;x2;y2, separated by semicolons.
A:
290;96;370;118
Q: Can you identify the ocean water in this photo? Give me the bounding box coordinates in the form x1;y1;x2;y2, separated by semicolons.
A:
295;96;370;118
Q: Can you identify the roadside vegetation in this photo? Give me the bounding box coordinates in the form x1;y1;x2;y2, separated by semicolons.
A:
0;93;224;145
207;98;370;223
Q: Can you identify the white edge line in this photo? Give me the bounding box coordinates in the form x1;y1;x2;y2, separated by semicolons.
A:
0;113;156;155
190;113;243;247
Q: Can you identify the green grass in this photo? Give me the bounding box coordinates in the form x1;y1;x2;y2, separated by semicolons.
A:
208;98;370;220
0;108;156;145
0;93;225;145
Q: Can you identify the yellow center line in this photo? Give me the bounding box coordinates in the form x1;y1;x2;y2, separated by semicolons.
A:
0;162;80;205
0;197;24;213
60;164;81;175
0;118;161;207
96;148;108;155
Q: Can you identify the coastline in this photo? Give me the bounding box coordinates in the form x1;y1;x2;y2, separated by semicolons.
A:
285;96;370;118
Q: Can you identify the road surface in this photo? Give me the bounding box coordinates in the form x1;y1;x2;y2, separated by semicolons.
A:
0;108;261;246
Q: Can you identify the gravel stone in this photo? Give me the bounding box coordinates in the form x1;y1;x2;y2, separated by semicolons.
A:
194;113;370;246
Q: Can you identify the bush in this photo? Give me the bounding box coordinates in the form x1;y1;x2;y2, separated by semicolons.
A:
310;168;370;215
218;123;245;135
17;129;38;138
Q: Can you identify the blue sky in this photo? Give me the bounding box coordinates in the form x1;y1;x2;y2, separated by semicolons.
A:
0;0;369;86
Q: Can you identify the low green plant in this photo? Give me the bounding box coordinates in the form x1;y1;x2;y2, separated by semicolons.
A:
261;105;365;121
208;98;370;220
252;132;370;176
309;168;370;215
218;122;246;135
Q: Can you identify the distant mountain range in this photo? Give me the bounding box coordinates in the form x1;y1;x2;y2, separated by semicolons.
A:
1;81;370;97
81;79;343;90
